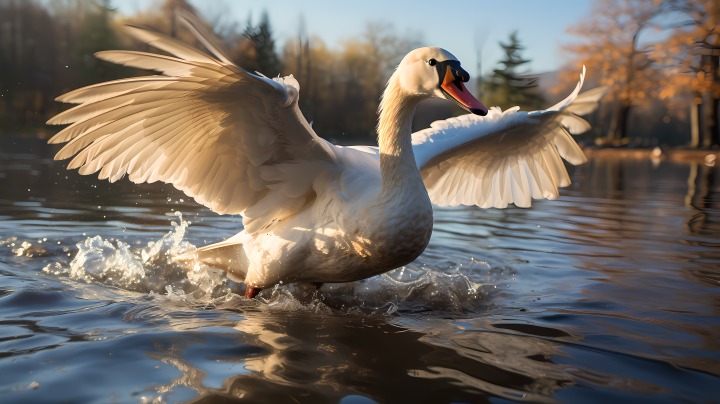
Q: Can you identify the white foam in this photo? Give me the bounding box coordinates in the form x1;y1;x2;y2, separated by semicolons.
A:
41;212;228;303
39;211;497;315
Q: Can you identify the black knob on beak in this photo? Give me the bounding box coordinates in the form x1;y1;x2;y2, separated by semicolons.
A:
436;60;470;84
453;66;470;83
436;59;488;116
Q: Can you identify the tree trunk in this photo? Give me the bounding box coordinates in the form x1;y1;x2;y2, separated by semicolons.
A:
609;101;632;140
690;97;703;148
710;95;719;147
295;36;303;86
700;55;720;148
711;53;719;147
609;29;641;142
303;38;313;123
701;91;719;148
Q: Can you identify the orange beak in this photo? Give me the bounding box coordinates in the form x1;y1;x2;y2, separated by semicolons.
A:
440;65;488;116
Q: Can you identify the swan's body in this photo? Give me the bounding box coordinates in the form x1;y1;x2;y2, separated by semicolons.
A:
48;12;605;296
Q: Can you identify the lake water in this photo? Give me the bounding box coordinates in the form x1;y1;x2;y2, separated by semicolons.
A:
1;136;719;403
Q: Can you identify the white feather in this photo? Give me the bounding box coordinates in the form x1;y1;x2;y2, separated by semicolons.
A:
412;69;604;208
48;23;336;229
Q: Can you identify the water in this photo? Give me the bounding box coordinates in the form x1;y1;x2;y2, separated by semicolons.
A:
1;136;719;403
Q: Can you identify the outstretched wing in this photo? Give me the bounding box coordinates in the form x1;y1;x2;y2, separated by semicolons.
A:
47;11;338;234
413;68;606;208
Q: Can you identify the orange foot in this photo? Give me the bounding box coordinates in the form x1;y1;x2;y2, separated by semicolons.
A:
245;285;260;299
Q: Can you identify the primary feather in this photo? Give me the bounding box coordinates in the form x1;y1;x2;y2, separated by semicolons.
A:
49;14;336;235
412;67;605;209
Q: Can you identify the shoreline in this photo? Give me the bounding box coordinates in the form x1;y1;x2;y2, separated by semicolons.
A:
580;146;718;164
3;131;718;165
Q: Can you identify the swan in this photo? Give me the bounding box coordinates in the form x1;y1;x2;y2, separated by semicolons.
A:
47;11;605;298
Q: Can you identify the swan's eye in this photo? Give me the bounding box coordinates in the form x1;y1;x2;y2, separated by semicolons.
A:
428;59;437;66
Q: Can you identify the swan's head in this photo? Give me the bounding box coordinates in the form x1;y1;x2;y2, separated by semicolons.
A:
393;47;487;116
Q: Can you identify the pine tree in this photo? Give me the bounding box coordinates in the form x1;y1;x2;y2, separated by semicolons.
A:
244;11;282;77
73;0;126;87
482;32;544;111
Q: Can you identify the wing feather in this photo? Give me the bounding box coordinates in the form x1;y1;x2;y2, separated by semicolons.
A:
48;18;338;233
415;69;605;208
94;51;233;79
56;76;174;104
123;24;221;65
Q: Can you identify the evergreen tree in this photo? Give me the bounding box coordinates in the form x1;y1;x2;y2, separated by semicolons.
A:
73;0;126;87
243;11;282;77
482;32;544;111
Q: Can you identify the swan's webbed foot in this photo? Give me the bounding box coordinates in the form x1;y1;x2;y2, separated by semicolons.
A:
245;285;260;299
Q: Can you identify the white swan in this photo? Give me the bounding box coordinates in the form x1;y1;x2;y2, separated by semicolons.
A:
47;12;604;298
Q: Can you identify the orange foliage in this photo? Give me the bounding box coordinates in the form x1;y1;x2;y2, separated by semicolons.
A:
655;0;720;111
553;0;663;109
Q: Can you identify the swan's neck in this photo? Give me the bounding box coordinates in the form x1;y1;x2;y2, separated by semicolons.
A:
377;77;424;198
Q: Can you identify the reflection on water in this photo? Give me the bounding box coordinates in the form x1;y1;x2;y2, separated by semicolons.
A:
1;136;719;403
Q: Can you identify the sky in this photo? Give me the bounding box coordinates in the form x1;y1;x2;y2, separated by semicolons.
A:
115;0;595;77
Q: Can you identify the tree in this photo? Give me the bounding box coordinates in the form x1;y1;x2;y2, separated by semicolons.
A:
244;11;282;77
0;0;58;129
555;0;665;141
482;32;544;111
279;23;420;141
657;0;720;147
282;18;314;122
0;1;422;144
71;0;127;87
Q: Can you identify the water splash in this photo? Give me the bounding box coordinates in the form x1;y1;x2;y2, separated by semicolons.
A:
36;211;496;315
42;212;230;303
255;264;493;316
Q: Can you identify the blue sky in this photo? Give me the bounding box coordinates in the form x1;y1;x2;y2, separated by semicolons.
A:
116;0;593;77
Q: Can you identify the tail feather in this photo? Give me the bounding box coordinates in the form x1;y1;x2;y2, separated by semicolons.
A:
174;241;248;282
